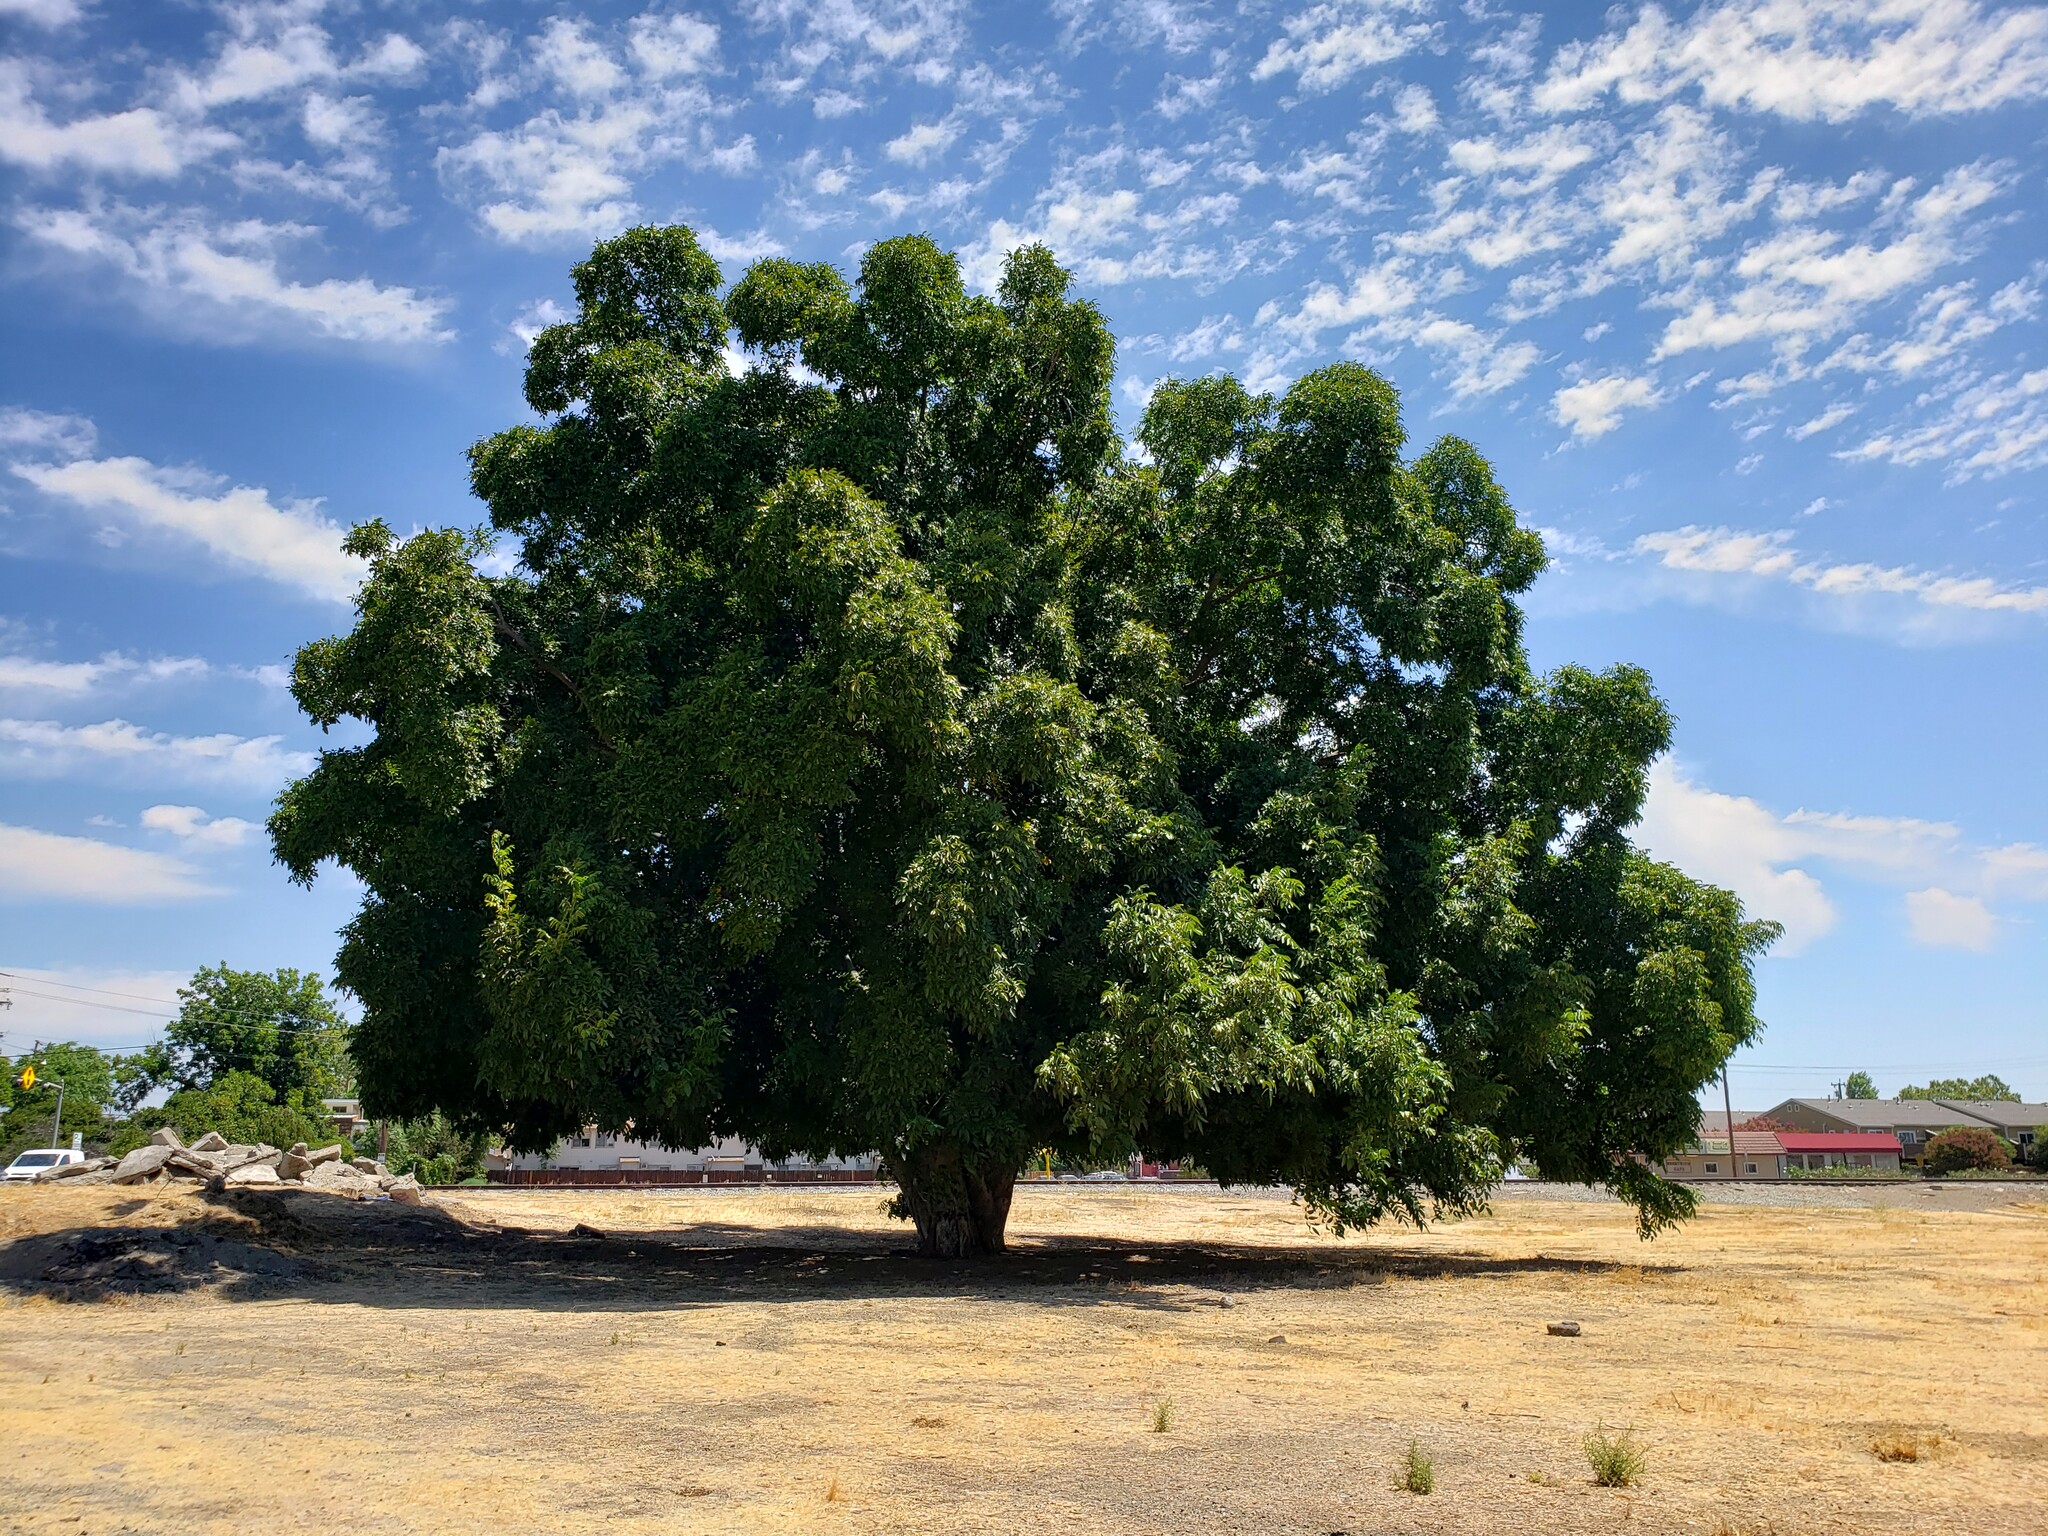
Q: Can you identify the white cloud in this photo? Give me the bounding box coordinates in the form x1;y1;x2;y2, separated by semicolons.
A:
1653;163;2008;361
1554;371;1664;438
1837;366;2048;479
1789;401;1856;439
140;803;258;848
1635;525;2048;617
17;203;452;346
0;60;236;177
0;651;207;695
696;226;785;264
0;0;86;25
170;15;423;113
438;18;726;243
1903;886;1997;950
1535;0;2048;122
1253;1;1435;92
1637;759;2046;955
0;718;312;786
1634;759;1837;953
500;296;569;354
0;407;95;459
742;0;969;92
0;824;219;904
12;452;364;604
885;118;962;165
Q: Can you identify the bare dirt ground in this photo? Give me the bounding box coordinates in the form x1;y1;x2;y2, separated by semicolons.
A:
0;1180;2040;1536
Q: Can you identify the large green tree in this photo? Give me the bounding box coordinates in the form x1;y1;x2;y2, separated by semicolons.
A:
146;964;354;1101
272;226;1776;1255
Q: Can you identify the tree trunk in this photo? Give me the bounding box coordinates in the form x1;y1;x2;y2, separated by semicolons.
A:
888;1143;1017;1257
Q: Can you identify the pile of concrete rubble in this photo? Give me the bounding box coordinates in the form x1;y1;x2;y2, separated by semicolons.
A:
35;1126;424;1204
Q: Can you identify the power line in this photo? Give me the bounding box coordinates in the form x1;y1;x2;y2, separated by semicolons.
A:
0;986;352;1033
0;970;185;1006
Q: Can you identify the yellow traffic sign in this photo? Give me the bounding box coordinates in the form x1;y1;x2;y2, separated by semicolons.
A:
15;1065;33;1091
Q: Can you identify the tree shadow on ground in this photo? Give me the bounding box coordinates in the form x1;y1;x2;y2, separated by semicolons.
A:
0;1186;1668;1309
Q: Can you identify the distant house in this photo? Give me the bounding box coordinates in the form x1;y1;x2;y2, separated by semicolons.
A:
1660;1128;1786;1180
1931;1101;2047;1161
500;1131;879;1181
1776;1132;1903;1173
1765;1098;1991;1166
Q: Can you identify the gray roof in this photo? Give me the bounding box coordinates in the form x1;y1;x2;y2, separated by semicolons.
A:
1771;1097;2003;1129
1933;1100;2048;1127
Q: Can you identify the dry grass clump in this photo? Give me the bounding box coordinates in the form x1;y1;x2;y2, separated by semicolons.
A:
1870;1431;1947;1463
1584;1423;1646;1487
1150;1397;1175;1433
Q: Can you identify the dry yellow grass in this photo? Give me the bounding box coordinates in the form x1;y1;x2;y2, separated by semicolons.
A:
0;1181;2040;1534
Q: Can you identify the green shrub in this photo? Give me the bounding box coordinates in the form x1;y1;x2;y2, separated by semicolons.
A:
1923;1126;2012;1176
1402;1440;1434;1495
1150;1398;1174;1433
1584;1424;1645;1487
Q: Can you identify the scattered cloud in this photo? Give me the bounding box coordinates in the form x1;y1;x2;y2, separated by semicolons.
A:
885;118;961;165
1637;758;2044;955
0;0;87;26
12;447;364;603
1554;371;1663;438
1534;0;2048;122
1634;526;2048;617
0;406;96;459
139;803;258;848
1903;886;1997;950
0;718;312;786
0;60;236;177
0;651;208;695
1253;1;1435;92
16;202;452;346
0;822;220;904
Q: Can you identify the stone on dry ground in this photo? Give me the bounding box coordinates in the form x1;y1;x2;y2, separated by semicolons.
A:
108;1145;175;1185
148;1126;184;1149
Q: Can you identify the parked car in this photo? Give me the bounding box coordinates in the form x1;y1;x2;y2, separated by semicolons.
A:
3;1148;85;1182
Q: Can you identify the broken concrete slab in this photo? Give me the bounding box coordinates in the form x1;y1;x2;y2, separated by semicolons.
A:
306;1143;345;1166
149;1126;185;1149
384;1175;423;1205
222;1164;282;1188
108;1145;176;1184
188;1131;229;1153
352;1158;388;1177
279;1152;313;1181
37;1157;114;1182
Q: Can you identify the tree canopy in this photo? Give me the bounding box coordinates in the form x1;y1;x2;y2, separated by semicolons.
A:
1896;1075;2020;1102
273;225;1777;1254
124;964;352;1103
1843;1071;1877;1099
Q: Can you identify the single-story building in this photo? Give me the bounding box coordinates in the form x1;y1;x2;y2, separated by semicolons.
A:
1765;1098;1989;1166
1776;1132;1903;1173
1661;1129;1787;1180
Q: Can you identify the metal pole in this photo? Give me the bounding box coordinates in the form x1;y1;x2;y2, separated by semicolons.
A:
1721;1067;1738;1180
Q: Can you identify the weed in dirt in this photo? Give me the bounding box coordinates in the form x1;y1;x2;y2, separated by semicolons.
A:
1584;1423;1645;1487
1402;1440;1434;1495
910;1415;947;1429
1151;1397;1174;1433
677;1485;711;1498
825;1478;847;1503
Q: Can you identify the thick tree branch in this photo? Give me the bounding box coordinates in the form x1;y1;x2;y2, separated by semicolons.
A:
489;606;618;756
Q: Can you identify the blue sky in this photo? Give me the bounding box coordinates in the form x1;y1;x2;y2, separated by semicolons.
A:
1;0;2044;1107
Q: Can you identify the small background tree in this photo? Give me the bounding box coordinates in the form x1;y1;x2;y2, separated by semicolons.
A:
1922;1126;2012;1175
1844;1071;1877;1099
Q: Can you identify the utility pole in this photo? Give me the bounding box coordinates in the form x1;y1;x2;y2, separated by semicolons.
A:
1721;1066;1739;1181
47;1078;64;1150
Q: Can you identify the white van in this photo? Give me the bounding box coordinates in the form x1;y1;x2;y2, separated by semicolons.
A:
2;1148;86;1182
